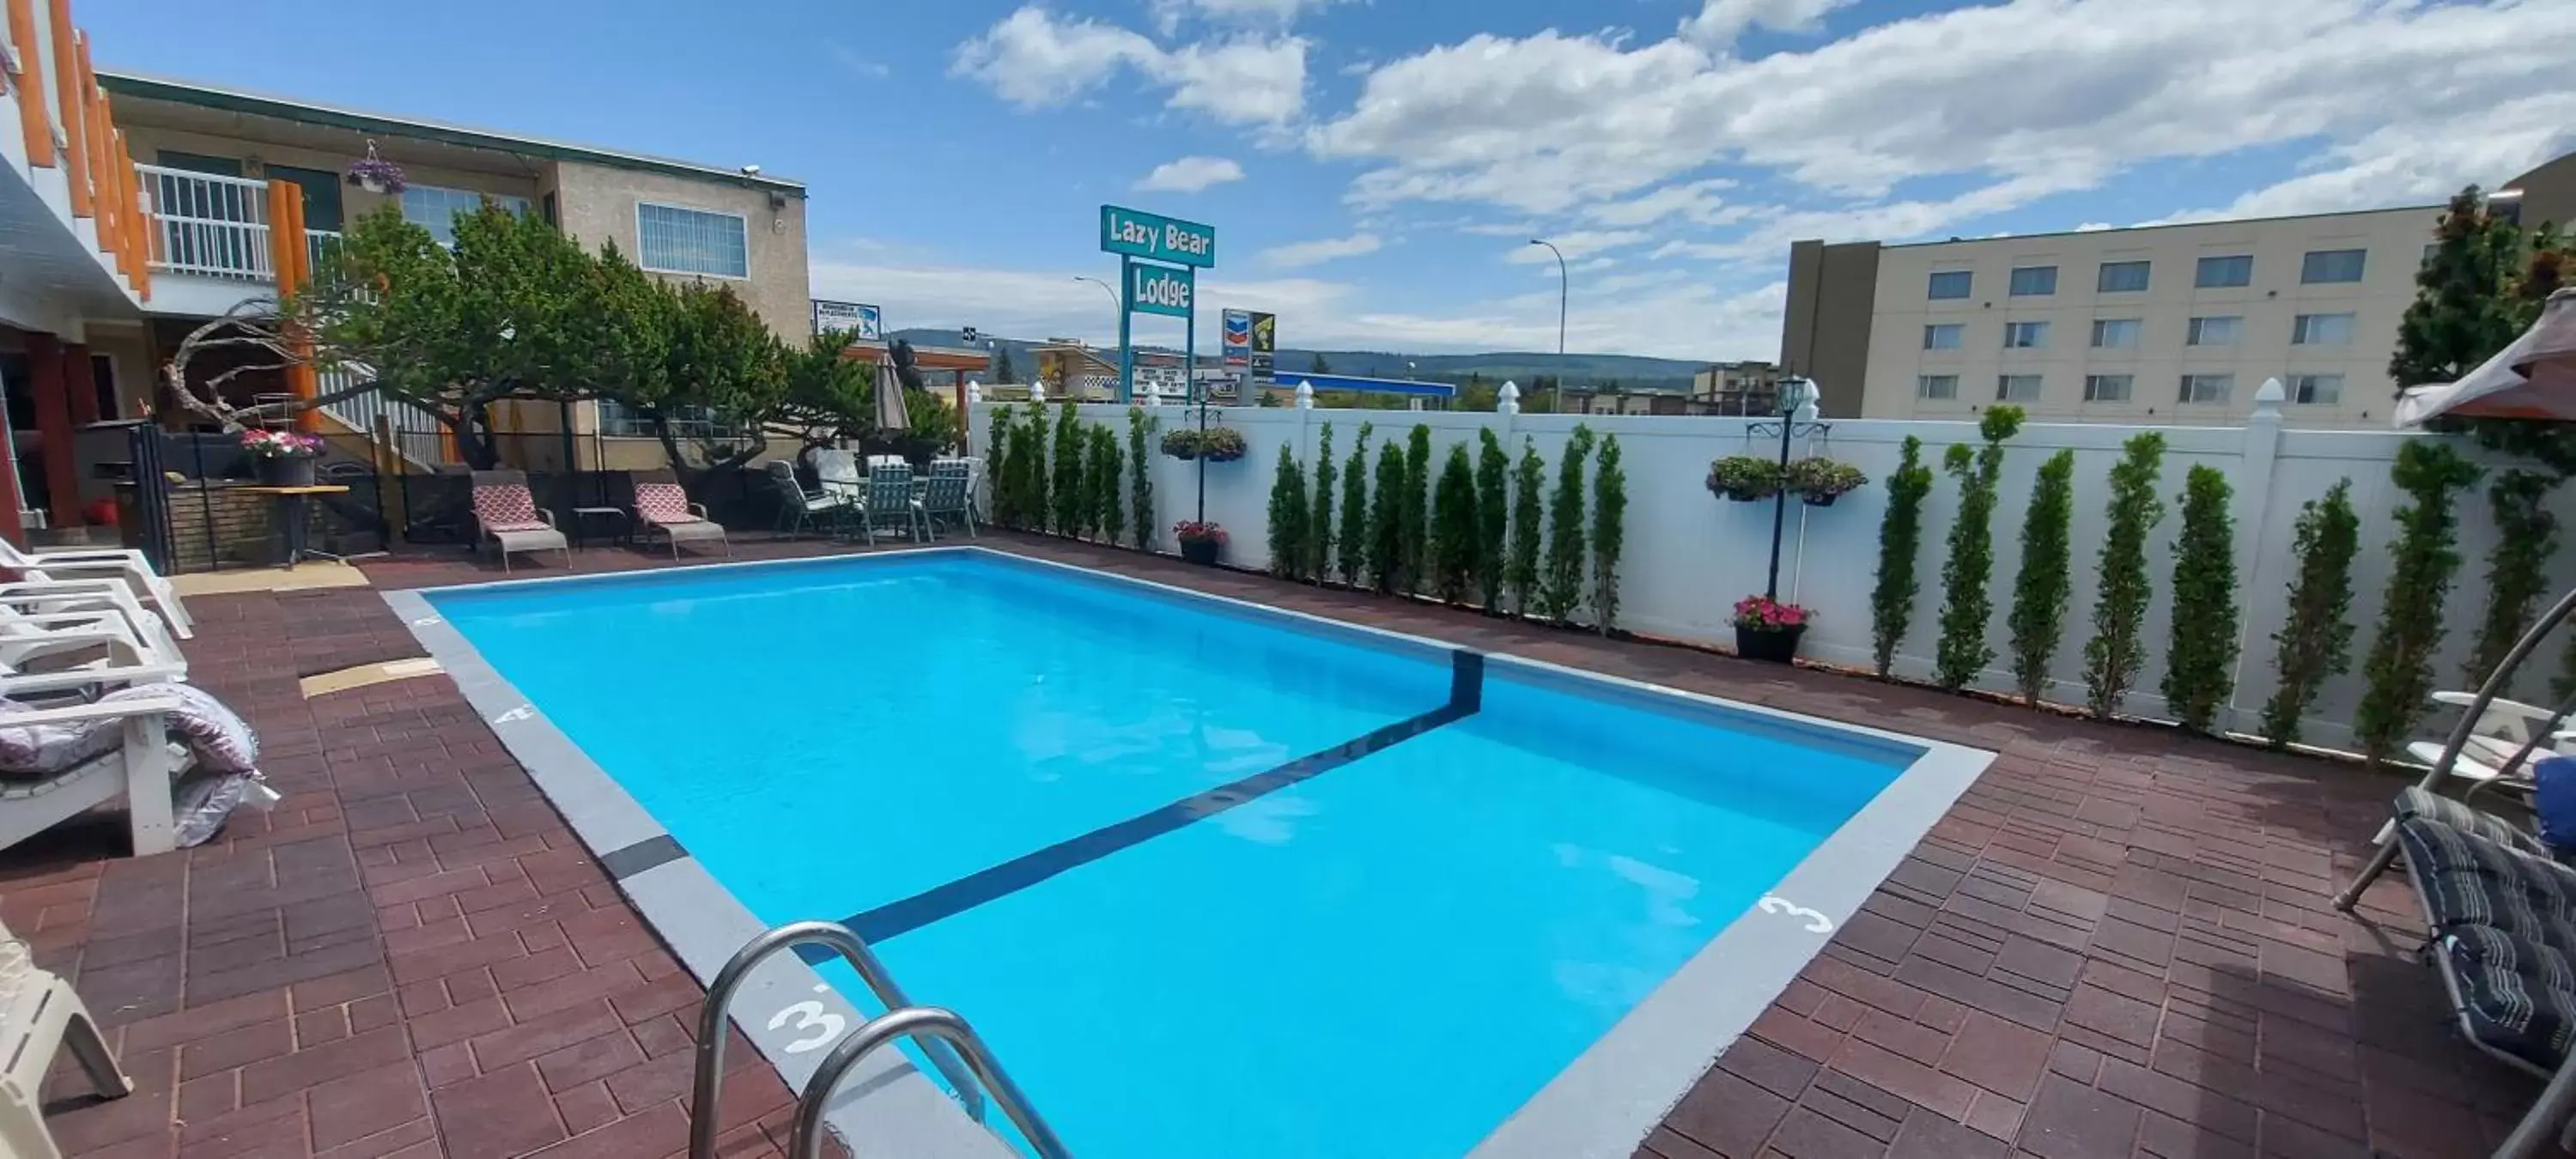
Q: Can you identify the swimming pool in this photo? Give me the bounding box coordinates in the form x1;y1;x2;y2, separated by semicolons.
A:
396;549;1990;1158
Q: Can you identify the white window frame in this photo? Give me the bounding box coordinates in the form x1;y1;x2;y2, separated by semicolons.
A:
2290;373;2344;405
1996;374;2044;403
400;185;532;247
2083;373;2133;403
1923;324;1965;350
635;201;752;280
2292;313;2355;346
1927;270;1972;300
2179;373;2234;404
1917;374;1959;401
2002;320;2050;349
2090;319;2142;349
2186;315;2241;347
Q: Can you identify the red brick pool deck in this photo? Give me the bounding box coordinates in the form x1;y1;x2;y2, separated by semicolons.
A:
0;531;2532;1158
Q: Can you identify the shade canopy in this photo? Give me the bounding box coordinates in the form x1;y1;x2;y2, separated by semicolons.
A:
874;377;912;432
2395;288;2576;427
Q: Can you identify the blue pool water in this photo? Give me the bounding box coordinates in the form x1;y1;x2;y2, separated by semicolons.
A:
431;553;1920;1158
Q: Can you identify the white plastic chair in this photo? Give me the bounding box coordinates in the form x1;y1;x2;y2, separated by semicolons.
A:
0;913;132;1159
0;582;181;665
0;609;183;677
0;539;191;639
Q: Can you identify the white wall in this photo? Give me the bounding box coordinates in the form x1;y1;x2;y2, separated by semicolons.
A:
973;395;2569;750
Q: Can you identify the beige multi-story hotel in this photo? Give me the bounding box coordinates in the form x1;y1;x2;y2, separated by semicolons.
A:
1780;152;2576;427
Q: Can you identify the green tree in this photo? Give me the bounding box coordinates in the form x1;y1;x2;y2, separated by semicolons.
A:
2082;432;2166;719
1338;423;1372;585
987;416;1018;529
1368;440;1406;593
1093;425;1125;546
1307;425;1337;580
1051;401;1085;535
1474;428;1510;610
1309;352;1333;374
1021;404;1051;532
1400;426;1433;593
1267;445;1309;580
2391;187;2528;389
1429;445;1479;604
1127;407;1157;550
2354;440;2484;763
2162;465;2240;732
2007;450;2076;704
2468;470;2559;689
1507;437;1545;615
2262;479;2361;748
1869;437;1935;678
1540;427;1595;621
992;346;1018;384
1591;434;1627;635
1933;407;2025;690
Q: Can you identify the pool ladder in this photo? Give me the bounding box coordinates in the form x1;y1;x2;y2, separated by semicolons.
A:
686;919;1073;1159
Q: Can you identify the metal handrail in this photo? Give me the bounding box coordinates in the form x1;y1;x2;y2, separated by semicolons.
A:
688;920;985;1159
788;1005;1072;1159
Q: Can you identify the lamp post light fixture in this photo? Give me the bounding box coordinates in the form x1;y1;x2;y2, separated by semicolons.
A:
1747;375;1826;601
1528;239;1567;356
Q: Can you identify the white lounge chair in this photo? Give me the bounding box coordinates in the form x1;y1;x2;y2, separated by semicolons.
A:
0;692;189;857
0;538;191;640
0;912;133;1159
815;449;865;519
0;581;182;663
0;609;183;677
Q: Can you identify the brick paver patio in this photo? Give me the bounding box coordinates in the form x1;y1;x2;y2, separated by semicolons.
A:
0;531;2535;1158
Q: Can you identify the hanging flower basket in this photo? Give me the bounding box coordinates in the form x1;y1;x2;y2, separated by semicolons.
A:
1705;455;1782;502
1161;428;1200;460
345;140;406;195
1195;427;1248;463
1786;457;1868;507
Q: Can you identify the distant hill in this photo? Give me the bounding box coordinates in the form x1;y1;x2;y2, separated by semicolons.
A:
889;329;1710;391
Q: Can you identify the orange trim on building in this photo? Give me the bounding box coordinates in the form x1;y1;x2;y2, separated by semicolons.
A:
270;179;319;430
6;0;53;167
116;130;145;298
46;0;87;215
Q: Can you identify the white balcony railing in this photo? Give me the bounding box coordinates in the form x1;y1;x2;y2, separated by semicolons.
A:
316;367;455;467
137;165;274;281
307;229;342;274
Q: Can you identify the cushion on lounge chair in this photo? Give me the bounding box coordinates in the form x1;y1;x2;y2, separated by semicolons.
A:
471;485;550;533
108;684;255;774
0;700;123;776
2398;817;2576;943
2397;786;2556;859
635;483;703;527
2437;922;2576;1071
2397;810;2576;1069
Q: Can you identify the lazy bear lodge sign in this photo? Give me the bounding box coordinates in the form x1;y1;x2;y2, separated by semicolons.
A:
1100;205;1218;269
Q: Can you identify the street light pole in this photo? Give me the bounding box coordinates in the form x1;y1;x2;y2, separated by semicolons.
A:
1072;276;1122;401
1529;239;1567;356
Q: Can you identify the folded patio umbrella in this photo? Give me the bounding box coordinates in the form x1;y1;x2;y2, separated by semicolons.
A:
2395;288;2576;427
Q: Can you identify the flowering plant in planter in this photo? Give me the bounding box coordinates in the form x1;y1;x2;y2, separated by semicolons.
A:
1785;457;1869;506
1173;519;1227;565
238;429;323;459
1194;427;1248;462
1705;455;1783;501
1730;595;1811;662
1161;428;1203;459
343;140;407;194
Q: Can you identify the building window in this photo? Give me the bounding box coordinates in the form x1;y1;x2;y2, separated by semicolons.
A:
2300;249;2366;284
1996;374;2044;402
2179;373;2234;404
638;202;750;278
2097;260;2151;293
2003;320;2050;349
401;185;531;246
1923;324;1965;350
595;399;742;439
2008;265;2057;296
1917;374;1959;400
2186;315;2241;346
2292;312;2356;345
2290;373;2344;405
2090;319;2142;349
1928;270;1972;300
2084;373;2133;403
2195;254;2253;288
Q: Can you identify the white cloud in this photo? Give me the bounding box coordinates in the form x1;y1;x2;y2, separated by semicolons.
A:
1259;233;1383;268
1583;179;1744;228
1150;0;1339;34
1137;155;1247;192
1678;0;1850;52
951;7;1307;125
1512;230;1650;263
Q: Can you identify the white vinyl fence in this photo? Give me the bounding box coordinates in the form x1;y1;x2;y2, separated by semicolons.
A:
971;390;2576;751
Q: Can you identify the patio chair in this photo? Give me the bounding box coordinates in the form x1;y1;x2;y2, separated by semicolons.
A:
0;538;191;640
0;606;183;678
858;463;926;545
766;461;847;540
470;470;571;574
633;481;732;560
0;580;184;659
1;912;134;1159
920;459;977;540
0;683;190;858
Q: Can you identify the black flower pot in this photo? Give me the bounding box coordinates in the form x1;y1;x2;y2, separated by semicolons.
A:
256;456;317;486
1735;623;1805;663
1180;538;1221;566
1801;492;1838;507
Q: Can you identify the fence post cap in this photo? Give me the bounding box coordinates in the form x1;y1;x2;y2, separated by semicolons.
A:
1295;381;1315;409
2253;376;2286;416
1499;380;1521;416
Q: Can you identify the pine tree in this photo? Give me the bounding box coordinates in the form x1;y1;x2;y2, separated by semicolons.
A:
2161;465;2240;733
1933;407;2024;690
2354;440;2483;764
1309;352;1332;374
1869;437;1935;678
1507;438;1545;616
987;417;1018;529
2467;470;2559;689
1474;428;1510;610
2391;187;2526;389
1050;401;1084;535
993;346;1018;385
1126;407;1156;550
1338;423;1371;585
2082;432;2166;719
1591;434;1626;635
1430;444;1479;604
1022;404;1050;533
1093;425;1124;546
1400;426;1432;594
1267;444;1307;580
1540;427;1595;621
1305;425;1336;580
1368;440;1405;594
2261;480;2360;748
2007;449;2075;704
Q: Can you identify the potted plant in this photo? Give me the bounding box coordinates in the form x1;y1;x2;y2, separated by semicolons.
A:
1786;457;1870;507
1731;595;1810;663
240;429;324;486
1160;428;1201;460
1705;455;1783;501
344;139;406;195
1196;427;1249;463
1175;520;1227;566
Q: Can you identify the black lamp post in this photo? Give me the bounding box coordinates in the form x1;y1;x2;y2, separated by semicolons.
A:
1746;375;1825;601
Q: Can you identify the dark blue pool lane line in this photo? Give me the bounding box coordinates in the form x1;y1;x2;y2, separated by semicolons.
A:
800;649;1485;957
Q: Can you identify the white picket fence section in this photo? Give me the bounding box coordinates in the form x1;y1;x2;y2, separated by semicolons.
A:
973;391;2576;751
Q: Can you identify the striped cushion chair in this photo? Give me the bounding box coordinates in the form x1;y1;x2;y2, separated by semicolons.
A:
468;471;568;573
631;481;730;560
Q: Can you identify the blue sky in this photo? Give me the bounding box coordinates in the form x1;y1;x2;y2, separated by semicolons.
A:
77;0;2576;359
